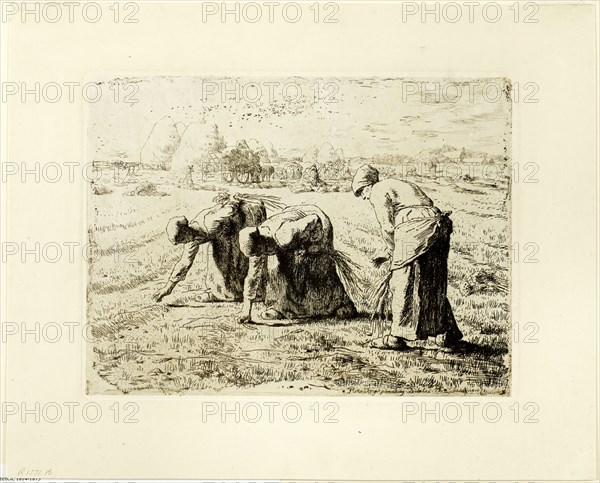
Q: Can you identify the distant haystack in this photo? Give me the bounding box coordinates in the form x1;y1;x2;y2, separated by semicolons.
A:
302;163;322;186
235;139;252;152
317;142;336;164
246;139;270;163
175;122;187;137
140;116;181;170
265;141;279;161
170;123;214;175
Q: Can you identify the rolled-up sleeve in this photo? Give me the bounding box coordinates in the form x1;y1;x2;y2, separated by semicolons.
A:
169;240;201;282
370;191;395;255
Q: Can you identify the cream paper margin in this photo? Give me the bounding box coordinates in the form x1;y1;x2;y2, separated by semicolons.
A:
1;1;598;480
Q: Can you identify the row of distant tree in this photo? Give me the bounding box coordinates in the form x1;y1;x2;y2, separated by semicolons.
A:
372;151;504;166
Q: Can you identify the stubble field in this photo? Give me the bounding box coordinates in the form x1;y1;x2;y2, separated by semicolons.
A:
87;165;511;395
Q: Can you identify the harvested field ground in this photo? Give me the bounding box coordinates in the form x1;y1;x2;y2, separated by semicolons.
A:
87;166;510;395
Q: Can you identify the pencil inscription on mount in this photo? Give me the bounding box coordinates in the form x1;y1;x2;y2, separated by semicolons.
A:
87;76;511;395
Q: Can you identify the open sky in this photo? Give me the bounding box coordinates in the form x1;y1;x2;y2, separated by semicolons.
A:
87;76;511;161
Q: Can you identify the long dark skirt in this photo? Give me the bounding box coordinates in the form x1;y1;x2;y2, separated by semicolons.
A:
389;232;463;341
204;202;266;301
266;251;356;319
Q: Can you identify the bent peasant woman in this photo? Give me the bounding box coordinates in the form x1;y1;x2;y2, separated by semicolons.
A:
238;205;358;322
153;195;266;303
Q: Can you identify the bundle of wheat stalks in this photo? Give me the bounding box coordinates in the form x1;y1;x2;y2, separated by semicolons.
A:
366;271;393;319
365;271;393;337
332;250;366;306
214;191;287;212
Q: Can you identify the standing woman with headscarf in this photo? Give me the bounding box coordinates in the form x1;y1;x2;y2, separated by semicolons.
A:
352;165;463;349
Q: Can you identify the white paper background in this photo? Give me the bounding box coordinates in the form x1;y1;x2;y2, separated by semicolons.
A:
1;1;597;480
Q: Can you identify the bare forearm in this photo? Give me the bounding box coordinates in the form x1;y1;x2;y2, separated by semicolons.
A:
169;240;201;282
163;280;178;293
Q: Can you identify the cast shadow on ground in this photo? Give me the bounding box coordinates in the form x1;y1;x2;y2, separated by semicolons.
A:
165;303;209;309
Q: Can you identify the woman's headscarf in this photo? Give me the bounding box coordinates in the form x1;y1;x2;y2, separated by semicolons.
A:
352;165;380;196
166;216;189;244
